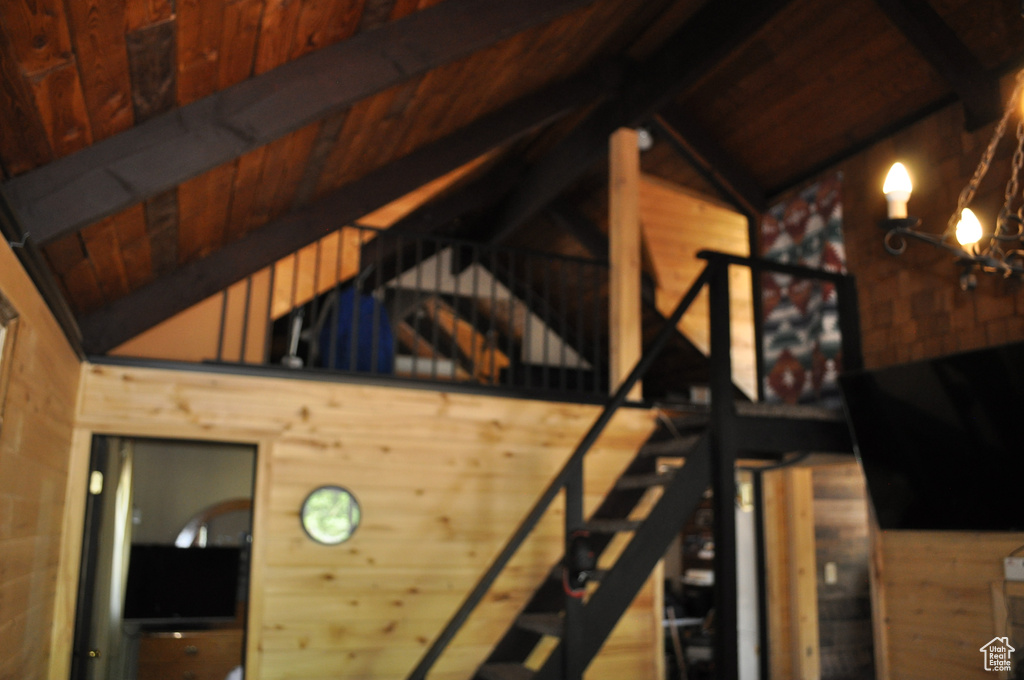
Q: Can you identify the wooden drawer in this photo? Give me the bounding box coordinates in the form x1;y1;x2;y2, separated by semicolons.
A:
137;629;243;680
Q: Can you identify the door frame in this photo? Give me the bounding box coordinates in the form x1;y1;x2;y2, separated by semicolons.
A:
50;429;270;680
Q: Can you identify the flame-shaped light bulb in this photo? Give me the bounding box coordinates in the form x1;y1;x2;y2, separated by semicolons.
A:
883;162;913;219
955;208;983;247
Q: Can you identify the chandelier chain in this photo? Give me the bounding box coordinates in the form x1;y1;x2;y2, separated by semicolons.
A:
1003;118;1024;243
947;71;1024;239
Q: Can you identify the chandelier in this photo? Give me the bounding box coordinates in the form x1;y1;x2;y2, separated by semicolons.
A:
881;71;1024;291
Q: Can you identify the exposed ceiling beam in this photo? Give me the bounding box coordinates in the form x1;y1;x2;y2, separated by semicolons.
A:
872;0;1002;129
77;67;619;354
483;0;793;244
0;0;598;247
650;107;766;217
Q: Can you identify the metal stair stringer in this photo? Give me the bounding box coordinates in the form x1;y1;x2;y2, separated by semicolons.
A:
475;432;712;680
539;433;711;680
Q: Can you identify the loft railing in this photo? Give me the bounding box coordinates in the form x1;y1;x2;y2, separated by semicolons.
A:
193;224;610;397
406;250;861;680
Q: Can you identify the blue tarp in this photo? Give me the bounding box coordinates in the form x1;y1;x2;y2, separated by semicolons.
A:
318;288;394;373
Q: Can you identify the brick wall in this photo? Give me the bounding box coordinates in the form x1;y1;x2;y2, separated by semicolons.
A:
838;78;1024;369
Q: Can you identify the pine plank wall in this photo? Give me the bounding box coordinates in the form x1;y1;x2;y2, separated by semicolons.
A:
0;240;81;680
70;363;659;680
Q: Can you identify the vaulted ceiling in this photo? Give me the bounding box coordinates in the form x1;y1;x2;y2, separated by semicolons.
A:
1;0;1022;358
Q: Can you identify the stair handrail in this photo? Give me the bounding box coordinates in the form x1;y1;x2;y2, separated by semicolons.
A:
406;251;862;680
696;250;864;372
407;266;713;680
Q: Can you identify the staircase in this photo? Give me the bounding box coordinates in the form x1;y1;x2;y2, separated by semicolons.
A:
407;251;863;680
476;415;713;680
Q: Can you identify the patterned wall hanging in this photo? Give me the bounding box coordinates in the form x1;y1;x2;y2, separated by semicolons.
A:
760;172;847;406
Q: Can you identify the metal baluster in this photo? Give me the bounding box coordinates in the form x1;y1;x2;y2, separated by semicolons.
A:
576;259;584;393
349;228;363;372
524;257;533;390
505;250;515;389
309;240;322;367
560;261;568;392
413;238;424;378
263;265;276;364
240;276;252;363
371;236;383;374
394;235;403;375
328;230;343;370
542;262;551;390
470;246;480;383
451;246;460;382
488;248;498;385
216;290;228;363
593;263;602;395
285;252;301;368
432;240;441;381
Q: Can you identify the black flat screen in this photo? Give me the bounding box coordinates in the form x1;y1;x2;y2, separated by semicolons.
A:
839;340;1024;531
123;545;241;622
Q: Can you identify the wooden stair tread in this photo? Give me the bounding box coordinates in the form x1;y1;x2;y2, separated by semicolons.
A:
734;401;844;421
639;433;702;457
516;612;563;637
615;469;676;489
549;565;607;582
586;518;642;533
478;662;535;680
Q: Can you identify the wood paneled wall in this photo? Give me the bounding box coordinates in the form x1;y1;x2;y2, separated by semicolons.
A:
73;364;659;680
0;240;81;680
874;531;1024;680
812;463;873;680
638;175;756;398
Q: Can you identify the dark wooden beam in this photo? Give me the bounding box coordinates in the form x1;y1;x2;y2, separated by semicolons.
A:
547;199;609;264
547;198;652;305
483;0;793;244
651;107;766;217
1;0;598;246
77;67;617;354
872;0;1002;129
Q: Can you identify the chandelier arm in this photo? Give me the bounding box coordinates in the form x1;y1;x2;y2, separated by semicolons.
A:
887;222;967;255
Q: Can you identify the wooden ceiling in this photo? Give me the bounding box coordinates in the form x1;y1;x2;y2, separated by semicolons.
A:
1;0;1022;356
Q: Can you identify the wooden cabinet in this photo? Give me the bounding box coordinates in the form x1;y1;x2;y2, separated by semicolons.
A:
137;628;243;680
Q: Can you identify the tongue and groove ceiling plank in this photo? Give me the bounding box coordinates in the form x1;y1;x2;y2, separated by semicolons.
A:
871;0;1002;128
0;0;600;246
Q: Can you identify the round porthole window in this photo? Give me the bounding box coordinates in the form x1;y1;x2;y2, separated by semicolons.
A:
300;486;361;545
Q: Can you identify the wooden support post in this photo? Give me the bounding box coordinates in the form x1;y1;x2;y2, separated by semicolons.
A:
608;128;642;399
761;466;822;680
784;467;821;680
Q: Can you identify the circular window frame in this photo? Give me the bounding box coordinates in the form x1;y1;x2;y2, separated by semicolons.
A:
300;485;362;545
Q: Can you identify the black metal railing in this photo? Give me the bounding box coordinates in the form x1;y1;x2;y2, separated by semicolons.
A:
197;224;610;397
405;251;861;680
